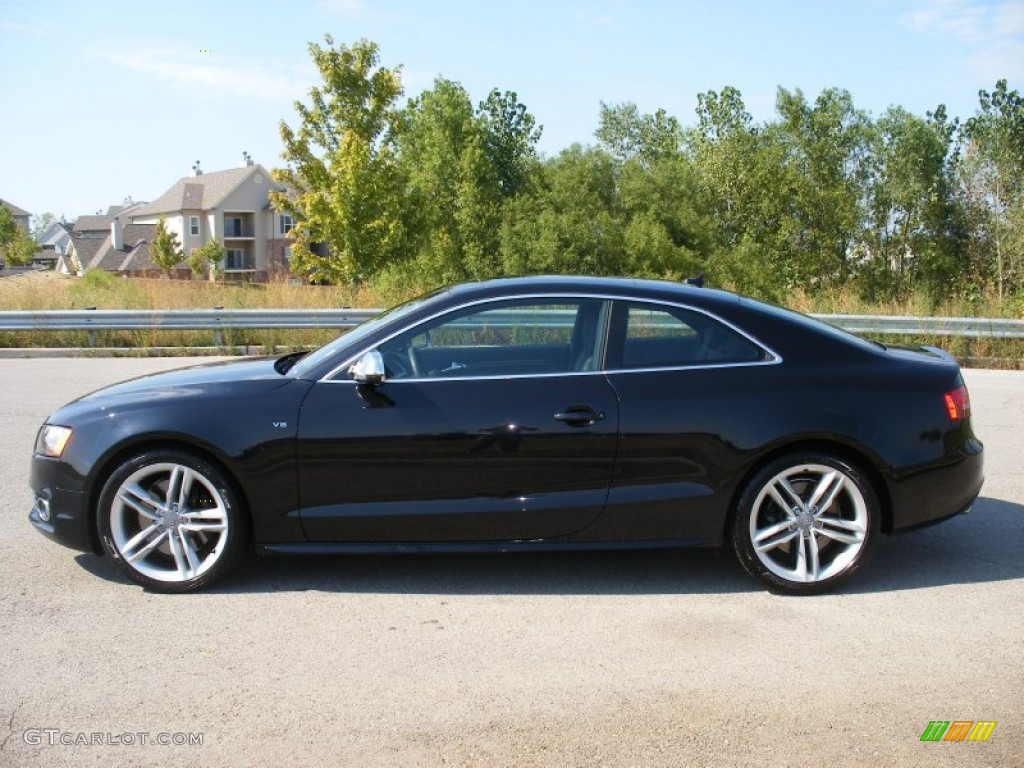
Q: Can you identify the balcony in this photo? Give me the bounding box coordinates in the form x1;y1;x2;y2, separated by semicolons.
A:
223;214;255;239
224;249;254;272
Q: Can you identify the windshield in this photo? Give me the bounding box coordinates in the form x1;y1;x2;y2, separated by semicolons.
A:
288;288;445;378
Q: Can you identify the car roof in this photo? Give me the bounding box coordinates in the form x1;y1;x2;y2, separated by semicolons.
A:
442;275;739;307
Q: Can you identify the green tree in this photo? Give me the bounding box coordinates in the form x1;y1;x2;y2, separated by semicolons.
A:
687;87;790;297
477;89;542;197
150;217;184;277
393;80;542;286
395;78;493;284
618;155;709;279
500;145;626;276
772;87;874;287
959;80;1024;299
272;36;409;286
0;206;37;266
596;102;682;165
186;238;225;279
862;105;966;299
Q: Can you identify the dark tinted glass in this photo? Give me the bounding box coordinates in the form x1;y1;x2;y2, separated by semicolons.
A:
610;302;768;369
377;298;608;379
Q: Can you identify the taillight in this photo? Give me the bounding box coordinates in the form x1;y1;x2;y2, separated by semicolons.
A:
943;385;970;421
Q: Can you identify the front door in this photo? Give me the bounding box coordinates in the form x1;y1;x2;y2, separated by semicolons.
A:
296;298;619;542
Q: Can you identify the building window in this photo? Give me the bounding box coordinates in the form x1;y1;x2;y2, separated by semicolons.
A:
189;216;200;236
224;217;243;238
280;215;293;234
283;247;292;264
225;249;246;271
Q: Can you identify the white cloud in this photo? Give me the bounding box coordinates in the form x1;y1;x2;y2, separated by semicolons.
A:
901;0;1024;81
317;0;400;21
993;1;1024;36
91;45;311;103
318;0;364;11
902;0;987;42
572;10;614;26
1;18;43;34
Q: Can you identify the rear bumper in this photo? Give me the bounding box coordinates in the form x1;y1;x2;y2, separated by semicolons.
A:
888;440;984;533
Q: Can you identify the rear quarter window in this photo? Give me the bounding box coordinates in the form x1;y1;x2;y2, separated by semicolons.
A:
610;302;770;369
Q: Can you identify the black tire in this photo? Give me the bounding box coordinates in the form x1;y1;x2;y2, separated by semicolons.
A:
732;452;880;595
97;449;247;593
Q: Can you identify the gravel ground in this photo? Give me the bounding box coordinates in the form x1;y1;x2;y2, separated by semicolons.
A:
0;359;1021;767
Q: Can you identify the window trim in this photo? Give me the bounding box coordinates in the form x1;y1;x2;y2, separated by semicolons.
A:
189;216;200;236
321;293;780;383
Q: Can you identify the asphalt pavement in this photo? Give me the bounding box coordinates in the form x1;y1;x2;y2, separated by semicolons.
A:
0;359;1021;766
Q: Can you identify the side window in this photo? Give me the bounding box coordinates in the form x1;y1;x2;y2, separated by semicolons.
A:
375;298;607;379
610;302;767;369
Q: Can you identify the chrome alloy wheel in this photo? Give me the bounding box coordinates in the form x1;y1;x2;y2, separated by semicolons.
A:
108;461;230;584
748;463;869;584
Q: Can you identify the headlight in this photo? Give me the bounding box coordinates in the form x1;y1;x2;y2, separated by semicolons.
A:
35;425;73;458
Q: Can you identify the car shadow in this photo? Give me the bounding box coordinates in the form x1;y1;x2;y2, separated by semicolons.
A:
74;495;1024;596
76;545;756;596
846;495;1024;594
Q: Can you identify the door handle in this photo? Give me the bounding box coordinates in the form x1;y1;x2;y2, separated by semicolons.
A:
553;407;604;426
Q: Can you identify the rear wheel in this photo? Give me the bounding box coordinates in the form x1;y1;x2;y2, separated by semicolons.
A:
732;453;879;595
97;449;246;592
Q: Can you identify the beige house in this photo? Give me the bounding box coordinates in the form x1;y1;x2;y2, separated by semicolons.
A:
129;157;294;281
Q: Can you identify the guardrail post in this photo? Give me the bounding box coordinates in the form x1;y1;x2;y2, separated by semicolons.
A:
86;306;96;347
213;307;223;348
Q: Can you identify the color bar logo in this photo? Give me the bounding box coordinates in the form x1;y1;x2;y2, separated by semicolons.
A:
920;721;997;742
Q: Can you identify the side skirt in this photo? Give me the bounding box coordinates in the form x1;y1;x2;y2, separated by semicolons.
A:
257;538;715;556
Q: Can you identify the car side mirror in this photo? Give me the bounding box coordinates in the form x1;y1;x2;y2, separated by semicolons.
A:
349;350;386;386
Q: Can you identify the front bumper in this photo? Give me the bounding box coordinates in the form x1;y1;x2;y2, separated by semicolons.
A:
28;457;98;554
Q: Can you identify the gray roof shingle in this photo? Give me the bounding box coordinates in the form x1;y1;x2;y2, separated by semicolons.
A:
73;214;114;233
113;224;157;271
133;165;282;217
69;235;108;266
1;198;31;217
87;224;157;271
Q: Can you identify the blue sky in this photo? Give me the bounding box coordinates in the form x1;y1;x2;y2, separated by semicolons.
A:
2;0;1022;221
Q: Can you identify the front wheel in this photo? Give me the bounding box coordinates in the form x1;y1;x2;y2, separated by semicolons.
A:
97;450;247;592
732;453;879;595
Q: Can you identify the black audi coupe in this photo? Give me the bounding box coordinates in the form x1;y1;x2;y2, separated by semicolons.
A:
29;276;983;594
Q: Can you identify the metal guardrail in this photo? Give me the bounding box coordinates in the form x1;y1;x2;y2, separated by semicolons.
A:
0;308;1021;344
0;308;379;346
816;314;1024;340
0;308;377;331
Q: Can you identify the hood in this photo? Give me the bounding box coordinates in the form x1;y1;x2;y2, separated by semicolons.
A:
72;356;290;405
